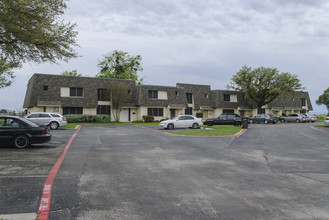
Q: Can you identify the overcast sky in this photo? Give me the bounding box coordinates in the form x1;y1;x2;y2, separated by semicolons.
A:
1;0;329;113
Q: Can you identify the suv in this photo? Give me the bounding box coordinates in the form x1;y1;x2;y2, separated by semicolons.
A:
24;112;67;129
280;114;307;123
203;113;241;126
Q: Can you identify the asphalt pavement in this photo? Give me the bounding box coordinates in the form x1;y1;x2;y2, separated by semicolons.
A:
1;123;329;219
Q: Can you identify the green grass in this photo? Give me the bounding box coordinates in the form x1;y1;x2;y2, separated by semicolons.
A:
171;126;243;136
61;122;159;129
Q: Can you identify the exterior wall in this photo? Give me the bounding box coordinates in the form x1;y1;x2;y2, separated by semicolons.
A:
158;91;168;100
83;107;97;115
27;106;44;114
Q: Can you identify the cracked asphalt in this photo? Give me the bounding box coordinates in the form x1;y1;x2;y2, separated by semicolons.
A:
1;123;329;219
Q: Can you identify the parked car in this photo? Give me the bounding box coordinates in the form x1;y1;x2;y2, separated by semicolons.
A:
249;114;278;124
324;116;329;125
302;113;317;122
203;113;242;126
280;114;308;123
0;116;51;149
24;112;67;129
159;115;203;130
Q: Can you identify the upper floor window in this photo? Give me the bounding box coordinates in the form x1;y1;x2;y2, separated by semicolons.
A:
224;94;230;102
70;87;83;97
43;85;48;91
186;93;193;104
148;90;158;99
301;98;306;106
97;89;109;101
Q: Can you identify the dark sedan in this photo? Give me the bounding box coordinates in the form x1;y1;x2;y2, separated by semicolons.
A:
0;116;51;149
203;113;242;126
249;114;278;124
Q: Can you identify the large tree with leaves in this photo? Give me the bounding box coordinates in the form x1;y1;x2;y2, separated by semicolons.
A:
228;66;304;113
97;50;143;84
107;82;131;122
61;69;82;77
0;0;78;88
316;87;329;114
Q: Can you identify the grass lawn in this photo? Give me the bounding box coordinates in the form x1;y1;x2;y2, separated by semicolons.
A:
61;122;159;129
171;126;243;136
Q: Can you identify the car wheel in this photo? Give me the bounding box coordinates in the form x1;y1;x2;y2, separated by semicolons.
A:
264;120;269;124
167;123;174;130
14;135;30;149
192;123;199;129
281;119;285;123
296;119;300;123
49;121;59;130
248;120;252;124
207;121;213;126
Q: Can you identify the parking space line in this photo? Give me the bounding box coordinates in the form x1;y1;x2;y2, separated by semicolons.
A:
310;126;329;135
37;125;82;220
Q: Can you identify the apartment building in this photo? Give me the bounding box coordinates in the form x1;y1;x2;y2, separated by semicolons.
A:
23;74;313;121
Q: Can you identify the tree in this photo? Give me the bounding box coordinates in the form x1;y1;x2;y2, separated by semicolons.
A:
316;88;329;115
228;65;304;113
0;57;18;88
0;0;78;88
61;70;82;77
107;82;131;121
97;50;143;84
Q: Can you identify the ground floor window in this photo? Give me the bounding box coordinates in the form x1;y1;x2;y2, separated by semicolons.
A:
185;107;192;115
63;107;83;115
148;108;163;116
97;105;111;115
300;109;306;113
223;109;234;114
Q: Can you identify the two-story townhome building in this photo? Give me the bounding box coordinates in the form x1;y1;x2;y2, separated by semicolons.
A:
23;73;313;122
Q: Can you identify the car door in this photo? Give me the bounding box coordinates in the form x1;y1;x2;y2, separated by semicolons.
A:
0;118;27;145
184;116;195;128
226;114;236;125
253;114;261;123
38;113;52;126
0;118;11;145
215;115;227;125
175;116;187;128
26;113;41;125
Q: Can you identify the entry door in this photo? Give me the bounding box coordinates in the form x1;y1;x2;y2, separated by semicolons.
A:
170;109;176;119
122;109;130;122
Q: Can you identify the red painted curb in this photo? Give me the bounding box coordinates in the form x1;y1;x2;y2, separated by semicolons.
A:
37;125;81;220
310;126;329;135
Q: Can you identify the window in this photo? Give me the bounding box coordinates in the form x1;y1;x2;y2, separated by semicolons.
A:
205;94;208;98
300;109;306;113
175;91;179;96
301;98;306;106
70;87;83;97
43;85;48;91
223;109;234;114
147;108;163;116
97;105;111;115
224;94;230;102
39;113;51;118
185;107;193;115
186;93;193;104
97;89;109;101
128;90;131;95
148;90;158;99
27;114;40;118
63;107;83;115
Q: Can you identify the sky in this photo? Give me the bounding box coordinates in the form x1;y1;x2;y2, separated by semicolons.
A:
1;0;329;114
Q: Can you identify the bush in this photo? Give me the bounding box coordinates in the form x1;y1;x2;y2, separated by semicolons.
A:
142;115;154;122
196;113;203;118
65;114;111;123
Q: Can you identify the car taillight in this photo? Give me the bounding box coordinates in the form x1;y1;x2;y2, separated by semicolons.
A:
326;117;329;120
302;117;304;119
270;117;272;119
62;117;66;121
42;129;48;134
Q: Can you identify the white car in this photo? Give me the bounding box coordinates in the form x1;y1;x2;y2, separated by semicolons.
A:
324;116;329;125
303;113;317;122
159;115;203;130
24;112;67;129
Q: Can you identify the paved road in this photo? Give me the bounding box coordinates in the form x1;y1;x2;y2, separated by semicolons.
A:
1;123;329;219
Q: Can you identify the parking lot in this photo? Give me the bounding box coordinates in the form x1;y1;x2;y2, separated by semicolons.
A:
1;123;329;219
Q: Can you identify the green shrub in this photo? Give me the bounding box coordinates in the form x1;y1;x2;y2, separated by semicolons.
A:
65;114;111;123
196;113;203;118
142;115;154;122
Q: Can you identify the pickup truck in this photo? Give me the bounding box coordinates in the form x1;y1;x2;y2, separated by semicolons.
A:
280;114;308;123
203;113;242;126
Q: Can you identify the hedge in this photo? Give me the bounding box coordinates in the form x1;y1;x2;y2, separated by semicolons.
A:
64;114;111;123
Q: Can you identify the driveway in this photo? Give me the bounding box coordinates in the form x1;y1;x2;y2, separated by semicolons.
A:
1;124;329;219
